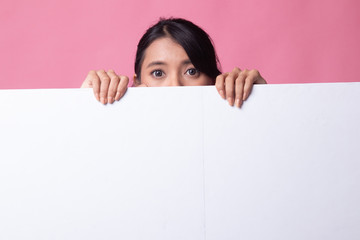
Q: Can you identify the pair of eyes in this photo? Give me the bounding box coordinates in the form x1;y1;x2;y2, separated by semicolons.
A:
151;68;199;78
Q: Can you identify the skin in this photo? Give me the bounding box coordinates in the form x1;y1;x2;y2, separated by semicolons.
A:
81;37;267;108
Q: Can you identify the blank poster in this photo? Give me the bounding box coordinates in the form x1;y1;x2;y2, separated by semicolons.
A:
0;87;205;240
0;83;359;239
202;84;360;240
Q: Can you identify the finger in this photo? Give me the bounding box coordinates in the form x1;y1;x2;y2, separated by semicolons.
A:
254;70;267;84
243;70;262;100
82;70;100;101
225;72;238;106
81;71;94;88
115;75;129;101
97;70;110;104
215;73;227;99
106;70;120;104
235;72;246;108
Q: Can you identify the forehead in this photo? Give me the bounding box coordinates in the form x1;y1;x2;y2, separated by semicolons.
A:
142;37;189;64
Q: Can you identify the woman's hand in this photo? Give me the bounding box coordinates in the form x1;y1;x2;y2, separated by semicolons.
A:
215;67;267;108
81;70;129;104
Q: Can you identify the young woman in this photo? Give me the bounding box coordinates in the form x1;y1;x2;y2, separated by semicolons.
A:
81;18;266;108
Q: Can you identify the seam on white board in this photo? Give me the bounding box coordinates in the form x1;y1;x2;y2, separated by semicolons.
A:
201;87;207;240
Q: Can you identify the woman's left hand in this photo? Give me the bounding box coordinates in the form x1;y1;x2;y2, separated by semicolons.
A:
215;67;267;108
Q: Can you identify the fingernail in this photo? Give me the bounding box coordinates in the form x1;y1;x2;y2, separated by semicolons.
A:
235;99;240;108
220;90;225;99
108;97;113;104
115;92;120;100
95;93;100;101
227;97;234;106
100;97;107;105
243;92;248;101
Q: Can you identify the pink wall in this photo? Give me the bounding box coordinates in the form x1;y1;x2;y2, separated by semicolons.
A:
1;0;359;89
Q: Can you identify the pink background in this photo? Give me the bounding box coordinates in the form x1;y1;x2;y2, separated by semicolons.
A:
1;0;359;89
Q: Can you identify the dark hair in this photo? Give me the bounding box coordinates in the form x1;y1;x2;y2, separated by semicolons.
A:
134;18;221;82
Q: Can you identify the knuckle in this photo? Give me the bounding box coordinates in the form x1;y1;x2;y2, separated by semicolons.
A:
250;69;260;76
239;71;247;78
87;71;98;80
111;75;120;82
225;74;234;82
228;70;237;77
237;73;246;81
121;75;129;81
88;74;99;81
215;76;224;85
216;74;225;83
89;70;97;75
119;76;129;87
233;67;241;72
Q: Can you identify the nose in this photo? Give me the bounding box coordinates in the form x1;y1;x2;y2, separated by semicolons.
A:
167;74;182;86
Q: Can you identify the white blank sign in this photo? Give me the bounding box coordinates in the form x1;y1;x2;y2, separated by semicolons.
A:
0;83;359;240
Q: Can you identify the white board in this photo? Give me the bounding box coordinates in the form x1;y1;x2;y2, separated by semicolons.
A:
0;83;359;240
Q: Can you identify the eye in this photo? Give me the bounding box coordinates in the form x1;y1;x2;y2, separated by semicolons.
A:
186;68;199;76
151;70;165;78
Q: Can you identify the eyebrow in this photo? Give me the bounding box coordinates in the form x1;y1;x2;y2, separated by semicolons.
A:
146;59;192;69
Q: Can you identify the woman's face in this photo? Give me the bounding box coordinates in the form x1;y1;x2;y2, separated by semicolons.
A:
135;37;213;87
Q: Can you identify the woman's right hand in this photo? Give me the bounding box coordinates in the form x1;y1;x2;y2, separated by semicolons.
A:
81;70;129;104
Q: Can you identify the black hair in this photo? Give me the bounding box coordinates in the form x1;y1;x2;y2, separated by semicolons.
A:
134;18;221;83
